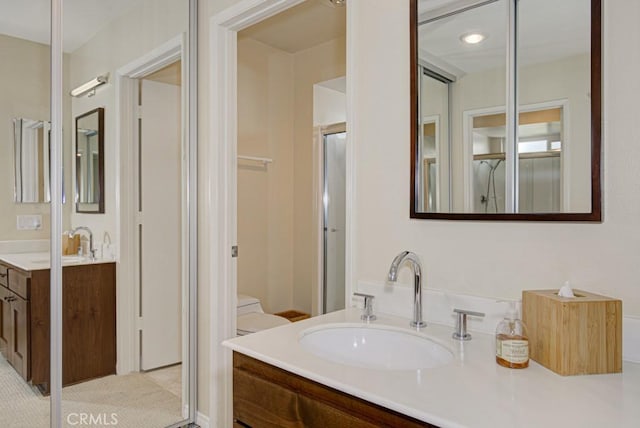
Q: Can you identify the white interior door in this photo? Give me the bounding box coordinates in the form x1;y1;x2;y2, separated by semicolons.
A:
139;78;182;370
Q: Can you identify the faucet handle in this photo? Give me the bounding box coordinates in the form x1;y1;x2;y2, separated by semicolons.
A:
354;292;376;322
452;308;485;341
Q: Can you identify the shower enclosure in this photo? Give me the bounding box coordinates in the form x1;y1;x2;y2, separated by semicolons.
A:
322;124;346;314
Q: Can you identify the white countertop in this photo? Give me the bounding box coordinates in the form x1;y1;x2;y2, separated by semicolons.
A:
0;252;114;271
223;308;640;428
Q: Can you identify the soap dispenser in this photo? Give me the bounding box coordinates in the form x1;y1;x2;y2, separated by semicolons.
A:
495;301;529;369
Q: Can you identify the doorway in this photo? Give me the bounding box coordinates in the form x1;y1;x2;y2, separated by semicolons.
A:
236;0;346;322
116;35;192;422
210;0;351;423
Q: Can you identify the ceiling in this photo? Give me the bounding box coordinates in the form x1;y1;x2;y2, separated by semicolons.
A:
0;0;145;52
419;0;463;15
239;0;346;54
418;0;591;75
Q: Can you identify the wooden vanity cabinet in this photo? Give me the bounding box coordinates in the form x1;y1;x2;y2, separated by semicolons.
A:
0;283;11;352
32;263;117;391
0;264;8;287
0;264;9;354
0;261;116;392
0;265;31;380
9;291;29;379
233;352;437;428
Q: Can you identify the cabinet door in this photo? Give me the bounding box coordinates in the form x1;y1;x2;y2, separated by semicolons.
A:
0;265;8;287
10;296;29;380
0;287;11;354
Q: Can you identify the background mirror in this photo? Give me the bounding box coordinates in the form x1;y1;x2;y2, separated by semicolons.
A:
75;107;104;213
13;118;54;203
413;0;600;219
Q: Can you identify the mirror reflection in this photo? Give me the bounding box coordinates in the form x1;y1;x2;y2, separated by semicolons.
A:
75;107;104;213
13;118;52;203
414;0;598;218
0;1;192;427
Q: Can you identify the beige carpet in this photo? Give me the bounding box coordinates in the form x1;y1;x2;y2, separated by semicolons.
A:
0;354;184;428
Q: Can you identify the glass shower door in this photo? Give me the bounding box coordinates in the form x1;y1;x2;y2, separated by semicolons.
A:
323;127;346;314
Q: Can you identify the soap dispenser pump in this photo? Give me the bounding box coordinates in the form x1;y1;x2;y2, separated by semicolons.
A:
495;301;529;369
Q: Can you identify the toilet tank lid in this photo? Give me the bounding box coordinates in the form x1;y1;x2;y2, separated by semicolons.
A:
237;294;260;308
237;312;290;334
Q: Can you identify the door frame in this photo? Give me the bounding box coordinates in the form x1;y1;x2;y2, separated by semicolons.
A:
462;99;570;212
116;30;195;421
209;1;355;425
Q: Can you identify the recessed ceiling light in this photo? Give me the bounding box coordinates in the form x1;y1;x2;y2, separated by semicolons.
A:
460;33;487;45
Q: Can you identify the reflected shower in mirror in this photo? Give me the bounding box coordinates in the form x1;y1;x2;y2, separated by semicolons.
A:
75;107;104;213
412;0;601;220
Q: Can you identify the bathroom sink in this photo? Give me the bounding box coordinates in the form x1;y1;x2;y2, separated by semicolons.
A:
299;324;453;370
30;255;86;265
62;255;86;264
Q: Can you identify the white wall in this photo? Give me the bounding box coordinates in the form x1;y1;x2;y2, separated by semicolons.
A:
352;0;640;320
313;84;346;127
0;35;72;242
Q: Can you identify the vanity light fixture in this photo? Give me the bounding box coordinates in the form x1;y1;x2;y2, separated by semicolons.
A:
460;32;487;45
330;0;346;5
70;74;109;97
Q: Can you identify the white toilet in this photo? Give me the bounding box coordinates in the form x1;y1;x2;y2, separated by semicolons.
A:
236;294;291;336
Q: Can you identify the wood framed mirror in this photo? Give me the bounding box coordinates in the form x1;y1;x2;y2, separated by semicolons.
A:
75;107;105;213
410;0;601;221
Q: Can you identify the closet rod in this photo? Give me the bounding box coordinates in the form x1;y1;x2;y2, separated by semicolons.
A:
238;155;273;164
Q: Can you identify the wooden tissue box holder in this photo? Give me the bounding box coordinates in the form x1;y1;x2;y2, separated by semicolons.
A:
522;289;622;376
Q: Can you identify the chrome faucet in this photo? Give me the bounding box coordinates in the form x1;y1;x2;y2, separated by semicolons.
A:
69;226;96;260
387;251;426;328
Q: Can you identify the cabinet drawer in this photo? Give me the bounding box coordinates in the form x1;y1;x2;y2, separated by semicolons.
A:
0;265;8;288
8;270;29;300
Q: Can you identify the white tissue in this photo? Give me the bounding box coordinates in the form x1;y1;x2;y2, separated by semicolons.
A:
558;281;575;298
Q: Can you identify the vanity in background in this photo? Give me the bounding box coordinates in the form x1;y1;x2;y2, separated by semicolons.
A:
0;256;115;393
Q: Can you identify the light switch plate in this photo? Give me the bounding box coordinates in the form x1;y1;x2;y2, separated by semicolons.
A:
17;214;42;230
